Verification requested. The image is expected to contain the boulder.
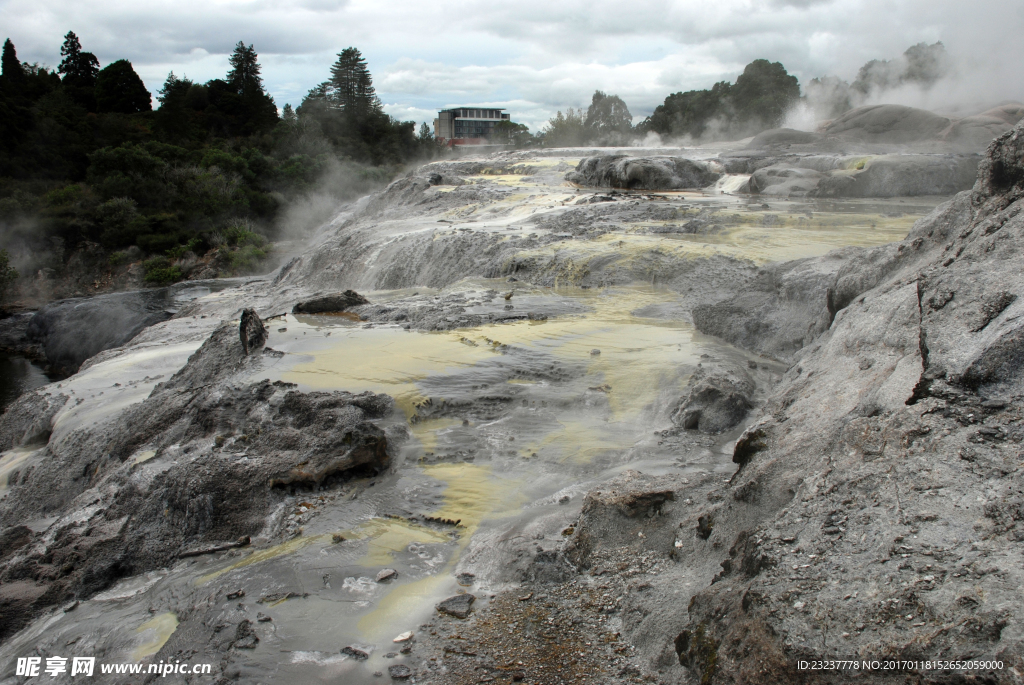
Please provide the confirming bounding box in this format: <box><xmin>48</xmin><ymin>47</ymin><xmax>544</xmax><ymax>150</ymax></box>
<box><xmin>671</xmin><ymin>365</ymin><xmax>754</xmax><ymax>433</ymax></box>
<box><xmin>566</xmin><ymin>155</ymin><xmax>721</xmax><ymax>190</ymax></box>
<box><xmin>292</xmin><ymin>290</ymin><xmax>370</xmax><ymax>314</ymax></box>
<box><xmin>24</xmin><ymin>290</ymin><xmax>174</xmax><ymax>375</ymax></box>
<box><xmin>239</xmin><ymin>308</ymin><xmax>267</xmax><ymax>355</ymax></box>
<box><xmin>436</xmin><ymin>593</ymin><xmax>475</xmax><ymax>619</ymax></box>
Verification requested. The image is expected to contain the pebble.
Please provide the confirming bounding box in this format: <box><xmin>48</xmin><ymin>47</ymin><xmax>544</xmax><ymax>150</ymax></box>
<box><xmin>376</xmin><ymin>568</ymin><xmax>399</xmax><ymax>582</ymax></box>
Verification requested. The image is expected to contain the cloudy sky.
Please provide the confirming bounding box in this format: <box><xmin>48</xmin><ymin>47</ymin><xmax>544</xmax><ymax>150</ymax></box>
<box><xmin>2</xmin><ymin>0</ymin><xmax>1023</xmax><ymax>131</ymax></box>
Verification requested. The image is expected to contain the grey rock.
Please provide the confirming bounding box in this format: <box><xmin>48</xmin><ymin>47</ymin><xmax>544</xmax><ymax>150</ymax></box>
<box><xmin>388</xmin><ymin>664</ymin><xmax>412</xmax><ymax>679</ymax></box>
<box><xmin>341</xmin><ymin>643</ymin><xmax>375</xmax><ymax>660</ymax></box>
<box><xmin>292</xmin><ymin>290</ymin><xmax>370</xmax><ymax>314</ymax></box>
<box><xmin>671</xmin><ymin>365</ymin><xmax>754</xmax><ymax>433</ymax></box>
<box><xmin>566</xmin><ymin>155</ymin><xmax>721</xmax><ymax>190</ymax></box>
<box><xmin>24</xmin><ymin>290</ymin><xmax>174</xmax><ymax>374</ymax></box>
<box><xmin>239</xmin><ymin>308</ymin><xmax>267</xmax><ymax>355</ymax></box>
<box><xmin>436</xmin><ymin>593</ymin><xmax>475</xmax><ymax>619</ymax></box>
<box><xmin>376</xmin><ymin>568</ymin><xmax>398</xmax><ymax>582</ymax></box>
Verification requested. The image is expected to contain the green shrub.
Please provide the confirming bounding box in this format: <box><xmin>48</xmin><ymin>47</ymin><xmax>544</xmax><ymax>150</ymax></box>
<box><xmin>142</xmin><ymin>256</ymin><xmax>184</xmax><ymax>285</ymax></box>
<box><xmin>108</xmin><ymin>250</ymin><xmax>129</xmax><ymax>266</ymax></box>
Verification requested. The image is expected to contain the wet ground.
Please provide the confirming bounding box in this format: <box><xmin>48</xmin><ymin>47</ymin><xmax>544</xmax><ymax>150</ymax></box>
<box><xmin>0</xmin><ymin>150</ymin><xmax>953</xmax><ymax>684</ymax></box>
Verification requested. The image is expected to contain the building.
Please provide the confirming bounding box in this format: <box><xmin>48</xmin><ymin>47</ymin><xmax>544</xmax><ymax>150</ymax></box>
<box><xmin>433</xmin><ymin>107</ymin><xmax>511</xmax><ymax>146</ymax></box>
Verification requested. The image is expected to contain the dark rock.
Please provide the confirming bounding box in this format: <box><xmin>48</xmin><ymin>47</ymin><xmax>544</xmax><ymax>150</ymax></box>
<box><xmin>239</xmin><ymin>308</ymin><xmax>267</xmax><ymax>355</ymax></box>
<box><xmin>232</xmin><ymin>620</ymin><xmax>258</xmax><ymax>649</ymax></box>
<box><xmin>388</xmin><ymin>665</ymin><xmax>412</xmax><ymax>679</ymax></box>
<box><xmin>341</xmin><ymin>643</ymin><xmax>375</xmax><ymax>660</ymax></box>
<box><xmin>292</xmin><ymin>290</ymin><xmax>370</xmax><ymax>314</ymax></box>
<box><xmin>436</xmin><ymin>593</ymin><xmax>475</xmax><ymax>619</ymax></box>
<box><xmin>566</xmin><ymin>155</ymin><xmax>721</xmax><ymax>190</ymax></box>
<box><xmin>25</xmin><ymin>290</ymin><xmax>174</xmax><ymax>374</ymax></box>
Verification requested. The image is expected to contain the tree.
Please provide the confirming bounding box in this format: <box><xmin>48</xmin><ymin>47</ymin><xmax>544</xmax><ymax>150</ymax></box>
<box><xmin>417</xmin><ymin>122</ymin><xmax>432</xmax><ymax>140</ymax></box>
<box><xmin>543</xmin><ymin>108</ymin><xmax>587</xmax><ymax>147</ymax></box>
<box><xmin>282</xmin><ymin>103</ymin><xmax>297</xmax><ymax>123</ymax></box>
<box><xmin>730</xmin><ymin>59</ymin><xmax>800</xmax><ymax>129</ymax></box>
<box><xmin>492</xmin><ymin>120</ymin><xmax>532</xmax><ymax>147</ymax></box>
<box><xmin>95</xmin><ymin>60</ymin><xmax>152</xmax><ymax>113</ymax></box>
<box><xmin>640</xmin><ymin>59</ymin><xmax>799</xmax><ymax>140</ymax></box>
<box><xmin>58</xmin><ymin>31</ymin><xmax>99</xmax><ymax>110</ymax></box>
<box><xmin>227</xmin><ymin>42</ymin><xmax>263</xmax><ymax>97</ymax></box>
<box><xmin>585</xmin><ymin>91</ymin><xmax>632</xmax><ymax>137</ymax></box>
<box><xmin>2</xmin><ymin>39</ymin><xmax>24</xmax><ymax>88</ymax></box>
<box><xmin>328</xmin><ymin>47</ymin><xmax>379</xmax><ymax>115</ymax></box>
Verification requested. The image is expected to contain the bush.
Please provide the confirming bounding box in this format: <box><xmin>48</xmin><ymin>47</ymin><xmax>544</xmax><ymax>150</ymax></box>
<box><xmin>142</xmin><ymin>256</ymin><xmax>184</xmax><ymax>285</ymax></box>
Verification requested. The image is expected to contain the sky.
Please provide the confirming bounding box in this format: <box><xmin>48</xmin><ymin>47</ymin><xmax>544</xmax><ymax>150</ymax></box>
<box><xmin>2</xmin><ymin>0</ymin><xmax>1023</xmax><ymax>132</ymax></box>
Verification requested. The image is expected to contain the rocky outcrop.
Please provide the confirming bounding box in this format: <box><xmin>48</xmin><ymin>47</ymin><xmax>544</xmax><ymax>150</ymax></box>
<box><xmin>824</xmin><ymin>104</ymin><xmax>953</xmax><ymax>145</ymax></box>
<box><xmin>22</xmin><ymin>290</ymin><xmax>174</xmax><ymax>375</ymax></box>
<box><xmin>566</xmin><ymin>155</ymin><xmax>721</xmax><ymax>190</ymax></box>
<box><xmin>239</xmin><ymin>308</ymin><xmax>267</xmax><ymax>354</ymax></box>
<box><xmin>665</xmin><ymin>119</ymin><xmax>1024</xmax><ymax>684</ymax></box>
<box><xmin>742</xmin><ymin>154</ymin><xmax>980</xmax><ymax>198</ymax></box>
<box><xmin>0</xmin><ymin>321</ymin><xmax>393</xmax><ymax>641</ymax></box>
<box><xmin>670</xmin><ymin>364</ymin><xmax>754</xmax><ymax>433</ymax></box>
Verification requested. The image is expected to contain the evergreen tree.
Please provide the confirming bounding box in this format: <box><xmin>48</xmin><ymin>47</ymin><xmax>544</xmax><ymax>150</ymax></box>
<box><xmin>58</xmin><ymin>31</ymin><xmax>99</xmax><ymax>84</ymax></box>
<box><xmin>58</xmin><ymin>31</ymin><xmax>99</xmax><ymax>110</ymax></box>
<box><xmin>2</xmin><ymin>39</ymin><xmax>24</xmax><ymax>88</ymax></box>
<box><xmin>227</xmin><ymin>42</ymin><xmax>262</xmax><ymax>97</ymax></box>
<box><xmin>329</xmin><ymin>47</ymin><xmax>379</xmax><ymax>114</ymax></box>
<box><xmin>221</xmin><ymin>42</ymin><xmax>278</xmax><ymax>134</ymax></box>
<box><xmin>95</xmin><ymin>59</ymin><xmax>152</xmax><ymax>113</ymax></box>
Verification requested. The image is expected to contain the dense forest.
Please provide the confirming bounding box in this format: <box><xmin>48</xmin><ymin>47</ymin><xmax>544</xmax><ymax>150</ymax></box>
<box><xmin>0</xmin><ymin>33</ymin><xmax>438</xmax><ymax>300</ymax></box>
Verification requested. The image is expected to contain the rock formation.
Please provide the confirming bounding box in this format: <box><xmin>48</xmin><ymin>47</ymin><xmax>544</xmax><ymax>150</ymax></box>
<box><xmin>567</xmin><ymin>155</ymin><xmax>721</xmax><ymax>190</ymax></box>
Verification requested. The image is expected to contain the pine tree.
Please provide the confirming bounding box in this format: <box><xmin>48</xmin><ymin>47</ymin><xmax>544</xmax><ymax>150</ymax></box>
<box><xmin>329</xmin><ymin>48</ymin><xmax>379</xmax><ymax>114</ymax></box>
<box><xmin>58</xmin><ymin>31</ymin><xmax>81</xmax><ymax>78</ymax></box>
<box><xmin>58</xmin><ymin>31</ymin><xmax>98</xmax><ymax>83</ymax></box>
<box><xmin>58</xmin><ymin>30</ymin><xmax>99</xmax><ymax>110</ymax></box>
<box><xmin>226</xmin><ymin>42</ymin><xmax>262</xmax><ymax>97</ymax></box>
<box><xmin>2</xmin><ymin>39</ymin><xmax>24</xmax><ymax>86</ymax></box>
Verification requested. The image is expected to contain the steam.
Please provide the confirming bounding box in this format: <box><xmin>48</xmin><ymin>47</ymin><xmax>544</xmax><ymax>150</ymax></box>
<box><xmin>786</xmin><ymin>42</ymin><xmax>1024</xmax><ymax>130</ymax></box>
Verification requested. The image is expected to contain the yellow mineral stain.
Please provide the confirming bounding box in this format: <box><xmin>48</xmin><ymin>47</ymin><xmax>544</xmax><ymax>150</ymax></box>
<box><xmin>196</xmin><ymin>533</ymin><xmax>327</xmax><ymax>585</ymax></box>
<box><xmin>283</xmin><ymin>328</ymin><xmax>497</xmax><ymax>418</ymax></box>
<box><xmin>409</xmin><ymin>417</ymin><xmax>463</xmax><ymax>454</ymax></box>
<box><xmin>132</xmin><ymin>613</ymin><xmax>178</xmax><ymax>661</ymax></box>
<box><xmin>356</xmin><ymin>572</ymin><xmax>449</xmax><ymax>642</ymax></box>
<box><xmin>356</xmin><ymin>519</ymin><xmax>449</xmax><ymax>566</ymax></box>
<box><xmin>356</xmin><ymin>463</ymin><xmax>523</xmax><ymax>641</ymax></box>
<box><xmin>130</xmin><ymin>450</ymin><xmax>157</xmax><ymax>466</ymax></box>
<box><xmin>0</xmin><ymin>447</ymin><xmax>36</xmax><ymax>493</ymax></box>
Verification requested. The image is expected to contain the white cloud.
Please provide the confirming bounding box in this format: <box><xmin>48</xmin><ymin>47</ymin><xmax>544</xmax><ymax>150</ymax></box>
<box><xmin>2</xmin><ymin>0</ymin><xmax>1021</xmax><ymax>131</ymax></box>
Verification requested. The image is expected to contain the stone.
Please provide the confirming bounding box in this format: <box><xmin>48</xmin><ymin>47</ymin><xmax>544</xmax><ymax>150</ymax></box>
<box><xmin>341</xmin><ymin>643</ymin><xmax>375</xmax><ymax>660</ymax></box>
<box><xmin>239</xmin><ymin>308</ymin><xmax>267</xmax><ymax>355</ymax></box>
<box><xmin>388</xmin><ymin>665</ymin><xmax>412</xmax><ymax>679</ymax></box>
<box><xmin>376</xmin><ymin>568</ymin><xmax>398</xmax><ymax>582</ymax></box>
<box><xmin>292</xmin><ymin>290</ymin><xmax>370</xmax><ymax>314</ymax></box>
<box><xmin>436</xmin><ymin>593</ymin><xmax>475</xmax><ymax>619</ymax></box>
<box><xmin>393</xmin><ymin>631</ymin><xmax>413</xmax><ymax>642</ymax></box>
<box><xmin>566</xmin><ymin>155</ymin><xmax>721</xmax><ymax>190</ymax></box>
